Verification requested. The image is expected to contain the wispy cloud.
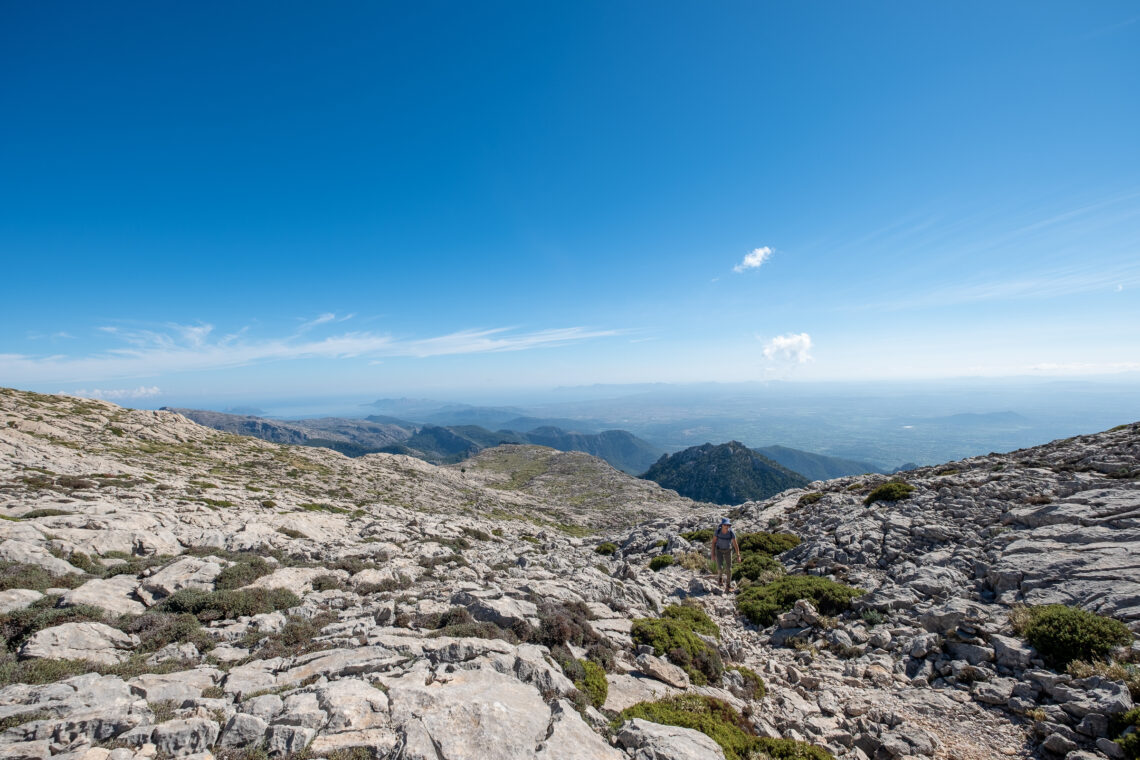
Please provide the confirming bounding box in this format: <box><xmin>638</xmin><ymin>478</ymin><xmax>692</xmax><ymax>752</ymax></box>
<box><xmin>27</xmin><ymin>332</ymin><xmax>77</xmax><ymax>341</ymax></box>
<box><xmin>1028</xmin><ymin>361</ymin><xmax>1140</xmax><ymax>374</ymax></box>
<box><xmin>69</xmin><ymin>386</ymin><xmax>162</xmax><ymax>400</ymax></box>
<box><xmin>762</xmin><ymin>333</ymin><xmax>813</xmax><ymax>363</ymax></box>
<box><xmin>298</xmin><ymin>312</ymin><xmax>355</xmax><ymax>332</ymax></box>
<box><xmin>733</xmin><ymin>247</ymin><xmax>774</xmax><ymax>273</ymax></box>
<box><xmin>0</xmin><ymin>321</ymin><xmax>621</xmax><ymax>384</ymax></box>
<box><xmin>860</xmin><ymin>264</ymin><xmax>1140</xmax><ymax>311</ymax></box>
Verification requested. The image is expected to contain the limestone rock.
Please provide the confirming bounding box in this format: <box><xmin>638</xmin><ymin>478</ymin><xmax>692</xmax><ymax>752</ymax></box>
<box><xmin>616</xmin><ymin>718</ymin><xmax>727</xmax><ymax>760</ymax></box>
<box><xmin>634</xmin><ymin>653</ymin><xmax>690</xmax><ymax>689</ymax></box>
<box><xmin>59</xmin><ymin>576</ymin><xmax>145</xmax><ymax>616</ymax></box>
<box><xmin>19</xmin><ymin>623</ymin><xmax>138</xmax><ymax>665</ymax></box>
<box><xmin>136</xmin><ymin>557</ymin><xmax>223</xmax><ymax>606</ymax></box>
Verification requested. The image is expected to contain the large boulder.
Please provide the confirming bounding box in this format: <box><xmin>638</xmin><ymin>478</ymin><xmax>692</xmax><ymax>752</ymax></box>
<box><xmin>387</xmin><ymin>666</ymin><xmax>552</xmax><ymax>760</ymax></box>
<box><xmin>136</xmin><ymin>557</ymin><xmax>223</xmax><ymax>606</ymax></box>
<box><xmin>19</xmin><ymin>623</ymin><xmax>138</xmax><ymax>665</ymax></box>
<box><xmin>616</xmin><ymin>718</ymin><xmax>727</xmax><ymax>760</ymax></box>
<box><xmin>59</xmin><ymin>576</ymin><xmax>145</xmax><ymax>616</ymax></box>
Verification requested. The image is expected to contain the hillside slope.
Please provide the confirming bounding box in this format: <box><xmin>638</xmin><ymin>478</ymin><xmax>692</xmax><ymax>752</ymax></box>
<box><xmin>642</xmin><ymin>441</ymin><xmax>810</xmax><ymax>505</ymax></box>
<box><xmin>754</xmin><ymin>444</ymin><xmax>882</xmax><ymax>480</ymax></box>
<box><xmin>173</xmin><ymin>407</ymin><xmax>661</xmax><ymax>473</ymax></box>
<box><xmin>0</xmin><ymin>387</ymin><xmax>1136</xmax><ymax>760</ymax></box>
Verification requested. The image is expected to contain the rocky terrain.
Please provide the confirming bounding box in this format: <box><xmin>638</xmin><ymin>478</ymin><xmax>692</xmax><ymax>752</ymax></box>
<box><xmin>0</xmin><ymin>387</ymin><xmax>1136</xmax><ymax>760</ymax></box>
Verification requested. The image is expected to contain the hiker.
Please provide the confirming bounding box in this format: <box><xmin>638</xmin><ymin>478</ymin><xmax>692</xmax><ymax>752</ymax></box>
<box><xmin>710</xmin><ymin>517</ymin><xmax>742</xmax><ymax>592</ymax></box>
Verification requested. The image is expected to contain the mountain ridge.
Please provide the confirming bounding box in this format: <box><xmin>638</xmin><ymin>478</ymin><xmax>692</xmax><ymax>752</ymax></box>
<box><xmin>641</xmin><ymin>441</ymin><xmax>811</xmax><ymax>505</ymax></box>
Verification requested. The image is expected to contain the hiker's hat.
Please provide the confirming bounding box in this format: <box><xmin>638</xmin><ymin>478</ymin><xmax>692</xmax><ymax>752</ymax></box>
<box><xmin>719</xmin><ymin>517</ymin><xmax>731</xmax><ymax>525</ymax></box>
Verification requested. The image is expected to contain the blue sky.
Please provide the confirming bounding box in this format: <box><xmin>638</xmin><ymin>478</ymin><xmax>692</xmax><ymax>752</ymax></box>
<box><xmin>2</xmin><ymin>1</ymin><xmax>1138</xmax><ymax>406</ymax></box>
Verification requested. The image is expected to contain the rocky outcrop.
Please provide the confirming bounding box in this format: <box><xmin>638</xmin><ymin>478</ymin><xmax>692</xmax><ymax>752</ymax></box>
<box><xmin>0</xmin><ymin>388</ymin><xmax>1135</xmax><ymax>760</ymax></box>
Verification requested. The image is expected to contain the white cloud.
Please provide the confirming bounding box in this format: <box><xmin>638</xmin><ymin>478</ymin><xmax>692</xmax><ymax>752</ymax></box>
<box><xmin>1117</xmin><ymin>284</ymin><xmax>1125</xmax><ymax>292</ymax></box>
<box><xmin>0</xmin><ymin>323</ymin><xmax>621</xmax><ymax>384</ymax></box>
<box><xmin>733</xmin><ymin>247</ymin><xmax>774</xmax><ymax>273</ymax></box>
<box><xmin>70</xmin><ymin>386</ymin><xmax>162</xmax><ymax>400</ymax></box>
<box><xmin>762</xmin><ymin>333</ymin><xmax>813</xmax><ymax>363</ymax></box>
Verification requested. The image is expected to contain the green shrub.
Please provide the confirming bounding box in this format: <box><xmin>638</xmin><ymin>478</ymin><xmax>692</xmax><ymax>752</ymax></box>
<box><xmin>613</xmin><ymin>695</ymin><xmax>832</xmax><ymax>760</ymax></box>
<box><xmin>595</xmin><ymin>542</ymin><xmax>618</xmax><ymax>556</ymax></box>
<box><xmin>123</xmin><ymin>611</ymin><xmax>214</xmax><ymax>653</ymax></box>
<box><xmin>737</xmin><ymin>532</ymin><xmax>801</xmax><ymax>556</ymax></box>
<box><xmin>245</xmin><ymin>612</ymin><xmax>337</xmax><ymax>659</ymax></box>
<box><xmin>311</xmin><ymin>574</ymin><xmax>345</xmax><ymax>592</ymax></box>
<box><xmin>575</xmin><ymin>659</ymin><xmax>608</xmax><ymax>708</ymax></box>
<box><xmin>298</xmin><ymin>502</ymin><xmax>350</xmax><ymax>514</ymax></box>
<box><xmin>732</xmin><ymin>553</ymin><xmax>782</xmax><ymax>582</ymax></box>
<box><xmin>1012</xmin><ymin>604</ymin><xmax>1132</xmax><ymax>668</ymax></box>
<box><xmin>276</xmin><ymin>526</ymin><xmax>308</xmax><ymax>540</ymax></box>
<box><xmin>0</xmin><ymin>601</ymin><xmax>105</xmax><ymax>650</ymax></box>
<box><xmin>863</xmin><ymin>481</ymin><xmax>915</xmax><ymax>506</ymax></box>
<box><xmin>0</xmin><ymin>562</ymin><xmax>84</xmax><ymax>592</ymax></box>
<box><xmin>681</xmin><ymin>529</ymin><xmax>713</xmax><ymax>544</ymax></box>
<box><xmin>630</xmin><ymin>617</ymin><xmax>722</xmax><ymax>686</ymax></box>
<box><xmin>728</xmin><ymin>665</ymin><xmax>766</xmax><ymax>700</ymax></box>
<box><xmin>213</xmin><ymin>555</ymin><xmax>272</xmax><ymax>590</ymax></box>
<box><xmin>662</xmin><ymin>604</ymin><xmax>720</xmax><ymax>638</ymax></box>
<box><xmin>796</xmin><ymin>493</ymin><xmax>823</xmax><ymax>507</ymax></box>
<box><xmin>736</xmin><ymin>576</ymin><xmax>864</xmax><ymax>627</ymax></box>
<box><xmin>430</xmin><ymin>621</ymin><xmax>520</xmax><ymax>644</ymax></box>
<box><xmin>861</xmin><ymin>609</ymin><xmax>885</xmax><ymax>627</ymax></box>
<box><xmin>21</xmin><ymin>509</ymin><xmax>72</xmax><ymax>519</ymax></box>
<box><xmin>1110</xmin><ymin>707</ymin><xmax>1140</xmax><ymax>759</ymax></box>
<box><xmin>157</xmin><ymin>587</ymin><xmax>300</xmax><ymax>622</ymax></box>
<box><xmin>649</xmin><ymin>554</ymin><xmax>674</xmax><ymax>571</ymax></box>
<box><xmin>0</xmin><ymin>655</ymin><xmax>93</xmax><ymax>686</ymax></box>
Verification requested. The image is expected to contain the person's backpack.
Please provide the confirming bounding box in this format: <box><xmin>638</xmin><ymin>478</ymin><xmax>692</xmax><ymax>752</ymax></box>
<box><xmin>714</xmin><ymin>527</ymin><xmax>736</xmax><ymax>550</ymax></box>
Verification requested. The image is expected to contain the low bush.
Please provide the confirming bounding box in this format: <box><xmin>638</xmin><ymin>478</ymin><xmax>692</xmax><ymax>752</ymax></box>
<box><xmin>430</xmin><ymin>621</ymin><xmax>520</xmax><ymax>644</ymax></box>
<box><xmin>245</xmin><ymin>612</ymin><xmax>337</xmax><ymax>659</ymax></box>
<box><xmin>662</xmin><ymin>604</ymin><xmax>720</xmax><ymax>638</ymax></box>
<box><xmin>213</xmin><ymin>555</ymin><xmax>273</xmax><ymax>591</ymax></box>
<box><xmin>1067</xmin><ymin>659</ymin><xmax>1140</xmax><ymax>700</ymax></box>
<box><xmin>631</xmin><ymin>615</ymin><xmax>722</xmax><ymax>686</ymax></box>
<box><xmin>55</xmin><ymin>476</ymin><xmax>95</xmax><ymax>490</ymax></box>
<box><xmin>122</xmin><ymin>611</ymin><xmax>213</xmax><ymax>653</ymax></box>
<box><xmin>863</xmin><ymin>481</ymin><xmax>915</xmax><ymax>506</ymax></box>
<box><xmin>649</xmin><ymin>554</ymin><xmax>674</xmax><ymax>572</ymax></box>
<box><xmin>1011</xmin><ymin>604</ymin><xmax>1132</xmax><ymax>669</ymax></box>
<box><xmin>594</xmin><ymin>542</ymin><xmax>618</xmax><ymax>556</ymax></box>
<box><xmin>736</xmin><ymin>576</ymin><xmax>864</xmax><ymax>627</ymax></box>
<box><xmin>796</xmin><ymin>493</ymin><xmax>823</xmax><ymax>508</ymax></box>
<box><xmin>861</xmin><ymin>609</ymin><xmax>885</xmax><ymax>627</ymax></box>
<box><xmin>311</xmin><ymin>574</ymin><xmax>345</xmax><ymax>592</ymax></box>
<box><xmin>681</xmin><ymin>529</ymin><xmax>713</xmax><ymax>544</ymax></box>
<box><xmin>414</xmin><ymin>606</ymin><xmax>475</xmax><ymax>630</ymax></box>
<box><xmin>21</xmin><ymin>509</ymin><xmax>72</xmax><ymax>519</ymax></box>
<box><xmin>574</xmin><ymin>656</ymin><xmax>611</xmax><ymax>711</ymax></box>
<box><xmin>613</xmin><ymin>695</ymin><xmax>831</xmax><ymax>760</ymax></box>
<box><xmin>0</xmin><ymin>601</ymin><xmax>105</xmax><ymax>650</ymax></box>
<box><xmin>737</xmin><ymin>532</ymin><xmax>801</xmax><ymax>556</ymax></box>
<box><xmin>0</xmin><ymin>562</ymin><xmax>85</xmax><ymax>592</ymax></box>
<box><xmin>157</xmin><ymin>587</ymin><xmax>300</xmax><ymax>622</ymax></box>
<box><xmin>732</xmin><ymin>553</ymin><xmax>782</xmax><ymax>583</ymax></box>
<box><xmin>728</xmin><ymin>665</ymin><xmax>766</xmax><ymax>700</ymax></box>
<box><xmin>1110</xmin><ymin>707</ymin><xmax>1140</xmax><ymax>759</ymax></box>
<box><xmin>0</xmin><ymin>654</ymin><xmax>93</xmax><ymax>686</ymax></box>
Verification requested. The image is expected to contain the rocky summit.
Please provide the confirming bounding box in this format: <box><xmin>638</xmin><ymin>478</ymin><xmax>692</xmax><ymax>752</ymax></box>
<box><xmin>0</xmin><ymin>387</ymin><xmax>1137</xmax><ymax>760</ymax></box>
